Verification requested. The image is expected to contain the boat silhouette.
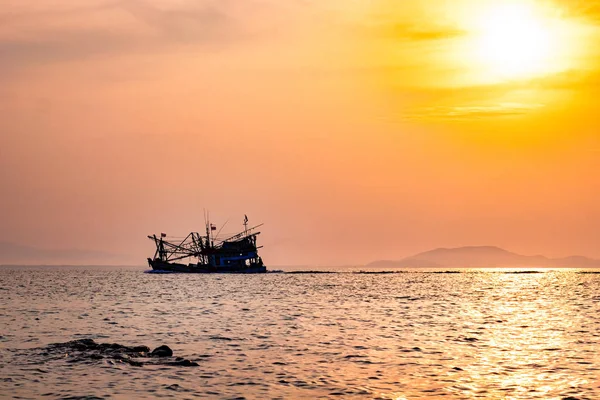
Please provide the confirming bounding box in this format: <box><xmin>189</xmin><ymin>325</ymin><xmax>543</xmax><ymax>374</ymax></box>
<box><xmin>147</xmin><ymin>215</ymin><xmax>266</xmax><ymax>273</ymax></box>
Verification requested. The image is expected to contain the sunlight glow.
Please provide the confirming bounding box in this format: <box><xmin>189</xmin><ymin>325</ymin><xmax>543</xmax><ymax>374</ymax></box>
<box><xmin>470</xmin><ymin>2</ymin><xmax>567</xmax><ymax>81</ymax></box>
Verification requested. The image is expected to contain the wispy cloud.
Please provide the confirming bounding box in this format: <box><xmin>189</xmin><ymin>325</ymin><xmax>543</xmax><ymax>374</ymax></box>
<box><xmin>121</xmin><ymin>1</ymin><xmax>235</xmax><ymax>44</ymax></box>
<box><xmin>0</xmin><ymin>29</ymin><xmax>136</xmax><ymax>65</ymax></box>
<box><xmin>0</xmin><ymin>0</ymin><xmax>261</xmax><ymax>67</ymax></box>
<box><xmin>532</xmin><ymin>68</ymin><xmax>600</xmax><ymax>90</ymax></box>
<box><xmin>356</xmin><ymin>21</ymin><xmax>466</xmax><ymax>42</ymax></box>
<box><xmin>373</xmin><ymin>66</ymin><xmax>600</xmax><ymax>122</ymax></box>
<box><xmin>385</xmin><ymin>24</ymin><xmax>466</xmax><ymax>41</ymax></box>
<box><xmin>404</xmin><ymin>103</ymin><xmax>545</xmax><ymax>120</ymax></box>
<box><xmin>562</xmin><ymin>1</ymin><xmax>600</xmax><ymax>23</ymax></box>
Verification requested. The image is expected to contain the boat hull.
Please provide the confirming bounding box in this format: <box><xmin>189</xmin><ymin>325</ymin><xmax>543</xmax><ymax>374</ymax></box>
<box><xmin>148</xmin><ymin>258</ymin><xmax>267</xmax><ymax>273</ymax></box>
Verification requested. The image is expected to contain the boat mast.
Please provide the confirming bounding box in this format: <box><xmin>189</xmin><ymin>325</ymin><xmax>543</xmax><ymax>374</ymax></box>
<box><xmin>205</xmin><ymin>210</ymin><xmax>212</xmax><ymax>249</ymax></box>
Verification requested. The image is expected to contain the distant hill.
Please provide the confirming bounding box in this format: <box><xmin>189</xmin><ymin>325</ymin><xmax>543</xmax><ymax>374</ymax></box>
<box><xmin>367</xmin><ymin>246</ymin><xmax>600</xmax><ymax>268</ymax></box>
<box><xmin>0</xmin><ymin>241</ymin><xmax>131</xmax><ymax>265</ymax></box>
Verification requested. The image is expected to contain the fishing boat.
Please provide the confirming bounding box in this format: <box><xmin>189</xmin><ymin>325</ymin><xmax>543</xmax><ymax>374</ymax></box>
<box><xmin>147</xmin><ymin>215</ymin><xmax>266</xmax><ymax>273</ymax></box>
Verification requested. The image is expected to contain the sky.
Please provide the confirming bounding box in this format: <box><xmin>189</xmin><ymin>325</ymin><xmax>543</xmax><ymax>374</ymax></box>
<box><xmin>1</xmin><ymin>0</ymin><xmax>599</xmax><ymax>265</ymax></box>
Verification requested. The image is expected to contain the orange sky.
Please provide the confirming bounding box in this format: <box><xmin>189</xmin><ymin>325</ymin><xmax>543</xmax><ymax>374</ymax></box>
<box><xmin>1</xmin><ymin>0</ymin><xmax>599</xmax><ymax>265</ymax></box>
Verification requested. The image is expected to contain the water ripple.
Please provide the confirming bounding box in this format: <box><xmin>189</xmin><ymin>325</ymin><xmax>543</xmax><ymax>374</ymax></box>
<box><xmin>0</xmin><ymin>266</ymin><xmax>599</xmax><ymax>399</ymax></box>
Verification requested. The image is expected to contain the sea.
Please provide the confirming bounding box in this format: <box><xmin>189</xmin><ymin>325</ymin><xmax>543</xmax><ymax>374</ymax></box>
<box><xmin>1</xmin><ymin>265</ymin><xmax>599</xmax><ymax>399</ymax></box>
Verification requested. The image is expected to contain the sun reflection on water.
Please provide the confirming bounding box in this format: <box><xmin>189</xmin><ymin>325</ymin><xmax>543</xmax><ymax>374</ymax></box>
<box><xmin>446</xmin><ymin>271</ymin><xmax>597</xmax><ymax>398</ymax></box>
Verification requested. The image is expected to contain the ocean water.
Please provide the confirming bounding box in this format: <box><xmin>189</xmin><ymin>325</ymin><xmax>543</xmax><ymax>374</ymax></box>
<box><xmin>1</xmin><ymin>266</ymin><xmax>599</xmax><ymax>399</ymax></box>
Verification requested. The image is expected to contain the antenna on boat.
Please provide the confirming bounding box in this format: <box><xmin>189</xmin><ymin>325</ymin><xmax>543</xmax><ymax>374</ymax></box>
<box><xmin>215</xmin><ymin>218</ymin><xmax>229</xmax><ymax>241</ymax></box>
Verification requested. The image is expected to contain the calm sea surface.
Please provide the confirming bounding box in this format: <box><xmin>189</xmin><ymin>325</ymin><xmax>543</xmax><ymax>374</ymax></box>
<box><xmin>1</xmin><ymin>266</ymin><xmax>599</xmax><ymax>399</ymax></box>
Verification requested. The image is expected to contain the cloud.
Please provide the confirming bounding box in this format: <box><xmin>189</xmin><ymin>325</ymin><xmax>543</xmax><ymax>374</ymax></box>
<box><xmin>562</xmin><ymin>1</ymin><xmax>600</xmax><ymax>23</ymax></box>
<box><xmin>120</xmin><ymin>0</ymin><xmax>234</xmax><ymax>44</ymax></box>
<box><xmin>386</xmin><ymin>24</ymin><xmax>466</xmax><ymax>41</ymax></box>
<box><xmin>356</xmin><ymin>21</ymin><xmax>466</xmax><ymax>42</ymax></box>
<box><xmin>0</xmin><ymin>0</ymin><xmax>252</xmax><ymax>68</ymax></box>
<box><xmin>404</xmin><ymin>103</ymin><xmax>545</xmax><ymax>120</ymax></box>
<box><xmin>532</xmin><ymin>69</ymin><xmax>600</xmax><ymax>91</ymax></box>
<box><xmin>0</xmin><ymin>29</ymin><xmax>136</xmax><ymax>65</ymax></box>
<box><xmin>373</xmin><ymin>66</ymin><xmax>600</xmax><ymax>122</ymax></box>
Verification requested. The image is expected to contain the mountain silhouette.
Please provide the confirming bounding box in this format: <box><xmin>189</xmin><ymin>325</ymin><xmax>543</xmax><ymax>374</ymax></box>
<box><xmin>0</xmin><ymin>241</ymin><xmax>130</xmax><ymax>265</ymax></box>
<box><xmin>367</xmin><ymin>246</ymin><xmax>600</xmax><ymax>268</ymax></box>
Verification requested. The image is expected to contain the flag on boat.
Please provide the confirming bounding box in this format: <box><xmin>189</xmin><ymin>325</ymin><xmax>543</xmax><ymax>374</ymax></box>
<box><xmin>211</xmin><ymin>224</ymin><xmax>217</xmax><ymax>231</ymax></box>
<box><xmin>161</xmin><ymin>233</ymin><xmax>166</xmax><ymax>237</ymax></box>
<box><xmin>244</xmin><ymin>214</ymin><xmax>248</xmax><ymax>224</ymax></box>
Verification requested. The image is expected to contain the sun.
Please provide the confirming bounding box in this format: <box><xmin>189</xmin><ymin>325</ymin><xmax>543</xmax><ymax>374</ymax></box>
<box><xmin>473</xmin><ymin>2</ymin><xmax>559</xmax><ymax>80</ymax></box>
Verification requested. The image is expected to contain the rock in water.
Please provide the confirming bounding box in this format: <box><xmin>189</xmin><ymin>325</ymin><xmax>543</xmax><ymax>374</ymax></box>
<box><xmin>151</xmin><ymin>345</ymin><xmax>173</xmax><ymax>357</ymax></box>
<box><xmin>168</xmin><ymin>359</ymin><xmax>199</xmax><ymax>367</ymax></box>
<box><xmin>131</xmin><ymin>345</ymin><xmax>150</xmax><ymax>353</ymax></box>
<box><xmin>38</xmin><ymin>340</ymin><xmax>196</xmax><ymax>367</ymax></box>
